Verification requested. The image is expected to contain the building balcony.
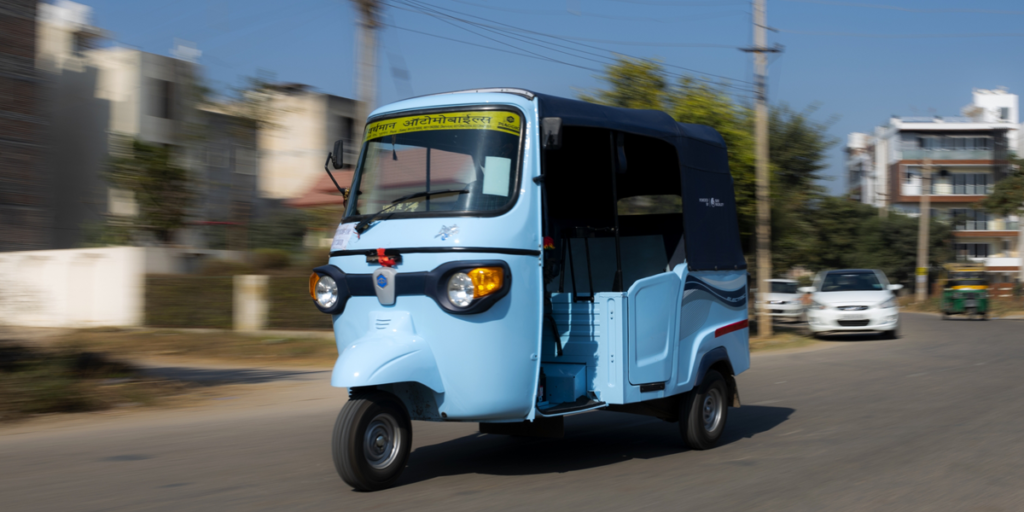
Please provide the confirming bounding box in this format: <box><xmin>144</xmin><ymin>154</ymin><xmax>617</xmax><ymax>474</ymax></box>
<box><xmin>900</xmin><ymin>149</ymin><xmax>995</xmax><ymax>161</ymax></box>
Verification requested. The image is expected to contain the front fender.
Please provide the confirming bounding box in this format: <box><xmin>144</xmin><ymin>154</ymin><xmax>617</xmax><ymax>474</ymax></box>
<box><xmin>332</xmin><ymin>333</ymin><xmax>444</xmax><ymax>393</ymax></box>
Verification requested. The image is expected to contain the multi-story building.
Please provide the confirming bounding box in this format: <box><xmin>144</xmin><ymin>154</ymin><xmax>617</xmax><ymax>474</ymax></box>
<box><xmin>256</xmin><ymin>83</ymin><xmax>360</xmax><ymax>201</ymax></box>
<box><xmin>0</xmin><ymin>0</ymin><xmax>50</xmax><ymax>251</ymax></box>
<box><xmin>847</xmin><ymin>88</ymin><xmax>1023</xmax><ymax>282</ymax></box>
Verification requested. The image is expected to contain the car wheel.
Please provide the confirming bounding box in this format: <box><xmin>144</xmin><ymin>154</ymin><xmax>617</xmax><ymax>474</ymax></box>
<box><xmin>679</xmin><ymin>370</ymin><xmax>729</xmax><ymax>450</ymax></box>
<box><xmin>332</xmin><ymin>392</ymin><xmax>412</xmax><ymax>492</ymax></box>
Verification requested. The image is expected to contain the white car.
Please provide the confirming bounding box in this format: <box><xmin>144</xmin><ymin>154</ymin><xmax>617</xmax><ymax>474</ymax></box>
<box><xmin>760</xmin><ymin>279</ymin><xmax>806</xmax><ymax>321</ymax></box>
<box><xmin>802</xmin><ymin>269</ymin><xmax>902</xmax><ymax>338</ymax></box>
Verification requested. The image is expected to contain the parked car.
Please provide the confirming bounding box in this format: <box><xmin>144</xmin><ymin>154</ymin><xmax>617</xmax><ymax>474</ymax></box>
<box><xmin>760</xmin><ymin>279</ymin><xmax>805</xmax><ymax>321</ymax></box>
<box><xmin>801</xmin><ymin>269</ymin><xmax>902</xmax><ymax>339</ymax></box>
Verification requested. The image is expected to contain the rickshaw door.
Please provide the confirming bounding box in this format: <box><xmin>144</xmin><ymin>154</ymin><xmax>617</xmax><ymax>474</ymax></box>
<box><xmin>626</xmin><ymin>272</ymin><xmax>681</xmax><ymax>385</ymax></box>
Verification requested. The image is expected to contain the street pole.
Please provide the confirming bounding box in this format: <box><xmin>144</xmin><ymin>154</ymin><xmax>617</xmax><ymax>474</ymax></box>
<box><xmin>353</xmin><ymin>1</ymin><xmax>379</xmax><ymax>142</ymax></box>
<box><xmin>916</xmin><ymin>159</ymin><xmax>932</xmax><ymax>303</ymax></box>
<box><xmin>752</xmin><ymin>0</ymin><xmax>774</xmax><ymax>337</ymax></box>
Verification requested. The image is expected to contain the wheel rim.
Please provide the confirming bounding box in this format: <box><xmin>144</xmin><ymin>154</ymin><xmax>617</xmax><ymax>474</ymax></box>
<box><xmin>702</xmin><ymin>388</ymin><xmax>724</xmax><ymax>433</ymax></box>
<box><xmin>363</xmin><ymin>412</ymin><xmax>401</xmax><ymax>470</ymax></box>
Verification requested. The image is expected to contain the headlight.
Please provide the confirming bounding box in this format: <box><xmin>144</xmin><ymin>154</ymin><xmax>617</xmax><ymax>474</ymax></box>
<box><xmin>446</xmin><ymin>267</ymin><xmax>504</xmax><ymax>308</ymax></box>
<box><xmin>879</xmin><ymin>297</ymin><xmax>897</xmax><ymax>309</ymax></box>
<box><xmin>447</xmin><ymin>272</ymin><xmax>474</xmax><ymax>307</ymax></box>
<box><xmin>310</xmin><ymin>273</ymin><xmax>338</xmax><ymax>309</ymax></box>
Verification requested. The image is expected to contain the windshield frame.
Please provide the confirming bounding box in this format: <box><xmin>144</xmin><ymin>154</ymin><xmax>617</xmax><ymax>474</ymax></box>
<box><xmin>342</xmin><ymin>104</ymin><xmax>527</xmax><ymax>223</ymax></box>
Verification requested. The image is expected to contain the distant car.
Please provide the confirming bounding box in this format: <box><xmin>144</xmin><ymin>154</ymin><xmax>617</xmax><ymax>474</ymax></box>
<box><xmin>802</xmin><ymin>269</ymin><xmax>902</xmax><ymax>339</ymax></box>
<box><xmin>759</xmin><ymin>279</ymin><xmax>805</xmax><ymax>321</ymax></box>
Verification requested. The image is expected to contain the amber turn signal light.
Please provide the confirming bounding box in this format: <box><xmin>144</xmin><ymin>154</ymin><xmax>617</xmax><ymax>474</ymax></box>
<box><xmin>309</xmin><ymin>273</ymin><xmax>320</xmax><ymax>300</ymax></box>
<box><xmin>468</xmin><ymin>267</ymin><xmax>503</xmax><ymax>299</ymax></box>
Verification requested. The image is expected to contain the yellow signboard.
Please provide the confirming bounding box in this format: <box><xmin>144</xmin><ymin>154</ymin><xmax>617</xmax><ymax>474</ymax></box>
<box><xmin>364</xmin><ymin>111</ymin><xmax>522</xmax><ymax>141</ymax></box>
<box><xmin>916</xmin><ymin>267</ymin><xmax>928</xmax><ymax>276</ymax></box>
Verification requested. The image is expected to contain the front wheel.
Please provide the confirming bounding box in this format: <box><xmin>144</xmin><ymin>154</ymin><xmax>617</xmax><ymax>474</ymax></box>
<box><xmin>680</xmin><ymin>370</ymin><xmax>729</xmax><ymax>450</ymax></box>
<box><xmin>332</xmin><ymin>392</ymin><xmax>412</xmax><ymax>492</ymax></box>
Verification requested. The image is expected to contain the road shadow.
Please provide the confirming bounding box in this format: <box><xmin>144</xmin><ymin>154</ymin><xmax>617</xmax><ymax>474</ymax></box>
<box><xmin>813</xmin><ymin>332</ymin><xmax>888</xmax><ymax>342</ymax></box>
<box><xmin>138</xmin><ymin>366</ymin><xmax>328</xmax><ymax>386</ymax></box>
<box><xmin>396</xmin><ymin>405</ymin><xmax>793</xmax><ymax>487</ymax></box>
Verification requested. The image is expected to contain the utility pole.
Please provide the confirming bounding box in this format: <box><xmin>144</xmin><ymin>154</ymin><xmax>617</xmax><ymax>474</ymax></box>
<box><xmin>742</xmin><ymin>0</ymin><xmax>781</xmax><ymax>337</ymax></box>
<box><xmin>353</xmin><ymin>1</ymin><xmax>380</xmax><ymax>143</ymax></box>
<box><xmin>916</xmin><ymin>159</ymin><xmax>932</xmax><ymax>303</ymax></box>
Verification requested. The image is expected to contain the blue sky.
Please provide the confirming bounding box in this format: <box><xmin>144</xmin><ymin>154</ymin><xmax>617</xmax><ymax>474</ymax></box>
<box><xmin>84</xmin><ymin>0</ymin><xmax>1024</xmax><ymax>194</ymax></box>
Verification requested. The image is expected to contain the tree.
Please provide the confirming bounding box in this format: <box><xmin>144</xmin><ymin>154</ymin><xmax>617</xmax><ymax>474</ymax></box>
<box><xmin>581</xmin><ymin>56</ymin><xmax>834</xmax><ymax>261</ymax></box>
<box><xmin>106</xmin><ymin>138</ymin><xmax>192</xmax><ymax>244</ymax></box>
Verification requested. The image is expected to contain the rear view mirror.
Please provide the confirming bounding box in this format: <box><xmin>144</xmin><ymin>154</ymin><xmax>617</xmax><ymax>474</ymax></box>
<box><xmin>798</xmin><ymin>286</ymin><xmax>815</xmax><ymax>294</ymax></box>
<box><xmin>541</xmin><ymin>117</ymin><xmax>562</xmax><ymax>150</ymax></box>
<box><xmin>888</xmin><ymin>284</ymin><xmax>903</xmax><ymax>291</ymax></box>
<box><xmin>330</xmin><ymin>139</ymin><xmax>344</xmax><ymax>169</ymax></box>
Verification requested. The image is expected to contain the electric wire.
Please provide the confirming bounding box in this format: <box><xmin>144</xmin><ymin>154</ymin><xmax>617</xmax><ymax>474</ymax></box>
<box><xmin>446</xmin><ymin>0</ymin><xmax>746</xmax><ymax>24</ymax></box>
<box><xmin>400</xmin><ymin>0</ymin><xmax>754</xmax><ymax>85</ymax></box>
<box><xmin>389</xmin><ymin>0</ymin><xmax>756</xmax><ymax>92</ymax></box>
<box><xmin>780</xmin><ymin>0</ymin><xmax>1024</xmax><ymax>15</ymax></box>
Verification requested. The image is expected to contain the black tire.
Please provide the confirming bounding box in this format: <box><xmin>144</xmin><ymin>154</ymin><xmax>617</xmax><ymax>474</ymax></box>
<box><xmin>881</xmin><ymin>323</ymin><xmax>898</xmax><ymax>339</ymax></box>
<box><xmin>332</xmin><ymin>392</ymin><xmax>412</xmax><ymax>492</ymax></box>
<box><xmin>680</xmin><ymin>370</ymin><xmax>729</xmax><ymax>450</ymax></box>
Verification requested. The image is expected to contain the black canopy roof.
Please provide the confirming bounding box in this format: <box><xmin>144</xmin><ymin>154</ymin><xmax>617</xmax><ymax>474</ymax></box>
<box><xmin>533</xmin><ymin>92</ymin><xmax>746</xmax><ymax>271</ymax></box>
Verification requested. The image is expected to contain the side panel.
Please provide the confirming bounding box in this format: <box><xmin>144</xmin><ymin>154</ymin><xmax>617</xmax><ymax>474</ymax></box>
<box><xmin>627</xmin><ymin>272</ymin><xmax>681</xmax><ymax>385</ymax></box>
<box><xmin>673</xmin><ymin>269</ymin><xmax>750</xmax><ymax>393</ymax></box>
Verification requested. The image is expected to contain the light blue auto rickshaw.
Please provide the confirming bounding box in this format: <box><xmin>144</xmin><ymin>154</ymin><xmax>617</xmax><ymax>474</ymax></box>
<box><xmin>309</xmin><ymin>88</ymin><xmax>750</xmax><ymax>491</ymax></box>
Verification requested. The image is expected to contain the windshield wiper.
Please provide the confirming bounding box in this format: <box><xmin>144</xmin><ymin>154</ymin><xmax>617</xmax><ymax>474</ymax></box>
<box><xmin>354</xmin><ymin>189</ymin><xmax>468</xmax><ymax>234</ymax></box>
<box><xmin>389</xmin><ymin>188</ymin><xmax>467</xmax><ymax>204</ymax></box>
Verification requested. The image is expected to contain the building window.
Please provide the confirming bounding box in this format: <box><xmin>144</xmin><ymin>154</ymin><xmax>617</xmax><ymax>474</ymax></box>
<box><xmin>904</xmin><ymin>168</ymin><xmax>920</xmax><ymax>185</ymax></box>
<box><xmin>234</xmin><ymin>148</ymin><xmax>257</xmax><ymax>175</ymax></box>
<box><xmin>950</xmin><ymin>209</ymin><xmax>990</xmax><ymax>230</ymax></box>
<box><xmin>1004</xmin><ymin>240</ymin><xmax>1012</xmax><ymax>253</ymax></box>
<box><xmin>149</xmin><ymin>79</ymin><xmax>174</xmax><ymax>119</ymax></box>
<box><xmin>955</xmin><ymin>243</ymin><xmax>989</xmax><ymax>259</ymax></box>
<box><xmin>1000</xmin><ymin>107</ymin><xmax>1010</xmax><ymax>121</ymax></box>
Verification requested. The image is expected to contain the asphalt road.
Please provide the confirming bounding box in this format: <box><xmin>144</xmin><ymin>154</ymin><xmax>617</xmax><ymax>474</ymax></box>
<box><xmin>3</xmin><ymin>313</ymin><xmax>1024</xmax><ymax>511</ymax></box>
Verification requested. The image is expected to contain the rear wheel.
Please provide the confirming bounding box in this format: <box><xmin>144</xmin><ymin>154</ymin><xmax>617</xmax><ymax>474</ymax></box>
<box><xmin>680</xmin><ymin>370</ymin><xmax>729</xmax><ymax>450</ymax></box>
<box><xmin>332</xmin><ymin>392</ymin><xmax>412</xmax><ymax>492</ymax></box>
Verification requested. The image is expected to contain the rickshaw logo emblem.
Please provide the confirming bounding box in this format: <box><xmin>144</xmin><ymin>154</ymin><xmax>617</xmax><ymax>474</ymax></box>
<box><xmin>376</xmin><ymin>274</ymin><xmax>388</xmax><ymax>288</ymax></box>
<box><xmin>435</xmin><ymin>224</ymin><xmax>459</xmax><ymax>241</ymax></box>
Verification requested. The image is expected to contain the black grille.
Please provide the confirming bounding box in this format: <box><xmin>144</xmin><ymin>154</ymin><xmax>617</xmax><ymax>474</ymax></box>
<box><xmin>837</xmin><ymin>306</ymin><xmax>868</xmax><ymax>311</ymax></box>
<box><xmin>838</xmin><ymin>319</ymin><xmax>870</xmax><ymax>327</ymax></box>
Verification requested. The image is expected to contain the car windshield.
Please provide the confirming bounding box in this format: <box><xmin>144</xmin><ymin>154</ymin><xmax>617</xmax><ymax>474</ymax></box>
<box><xmin>770</xmin><ymin>282</ymin><xmax>798</xmax><ymax>294</ymax></box>
<box><xmin>344</xmin><ymin>110</ymin><xmax>523</xmax><ymax>220</ymax></box>
<box><xmin>820</xmin><ymin>272</ymin><xmax>883</xmax><ymax>292</ymax></box>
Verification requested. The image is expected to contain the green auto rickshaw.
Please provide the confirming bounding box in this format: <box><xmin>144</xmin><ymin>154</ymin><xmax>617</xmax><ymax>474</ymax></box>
<box><xmin>941</xmin><ymin>265</ymin><xmax>989</xmax><ymax>320</ymax></box>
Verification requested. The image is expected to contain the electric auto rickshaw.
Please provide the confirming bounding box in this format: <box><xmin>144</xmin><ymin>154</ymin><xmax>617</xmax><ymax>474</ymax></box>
<box><xmin>941</xmin><ymin>264</ymin><xmax>989</xmax><ymax>320</ymax></box>
<box><xmin>309</xmin><ymin>88</ymin><xmax>750</xmax><ymax>491</ymax></box>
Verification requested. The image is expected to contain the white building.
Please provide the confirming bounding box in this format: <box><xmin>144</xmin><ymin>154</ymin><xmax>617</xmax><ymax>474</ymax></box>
<box><xmin>256</xmin><ymin>83</ymin><xmax>360</xmax><ymax>200</ymax></box>
<box><xmin>847</xmin><ymin>88</ymin><xmax>1023</xmax><ymax>281</ymax></box>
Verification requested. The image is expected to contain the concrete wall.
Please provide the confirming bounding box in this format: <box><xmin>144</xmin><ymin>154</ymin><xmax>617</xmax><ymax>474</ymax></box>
<box><xmin>0</xmin><ymin>246</ymin><xmax>241</xmax><ymax>328</ymax></box>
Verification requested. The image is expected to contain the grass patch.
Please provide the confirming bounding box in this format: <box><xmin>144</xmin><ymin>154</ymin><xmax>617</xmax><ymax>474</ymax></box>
<box><xmin>0</xmin><ymin>342</ymin><xmax>187</xmax><ymax>422</ymax></box>
<box><xmin>57</xmin><ymin>329</ymin><xmax>339</xmax><ymax>366</ymax></box>
<box><xmin>749</xmin><ymin>332</ymin><xmax>818</xmax><ymax>352</ymax></box>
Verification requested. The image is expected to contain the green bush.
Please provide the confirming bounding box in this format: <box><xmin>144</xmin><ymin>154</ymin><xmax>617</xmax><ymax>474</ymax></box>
<box><xmin>199</xmin><ymin>259</ymin><xmax>253</xmax><ymax>276</ymax></box>
<box><xmin>268</xmin><ymin>275</ymin><xmax>332</xmax><ymax>330</ymax></box>
<box><xmin>253</xmin><ymin>248</ymin><xmax>291</xmax><ymax>271</ymax></box>
<box><xmin>146</xmin><ymin>275</ymin><xmax>233</xmax><ymax>329</ymax></box>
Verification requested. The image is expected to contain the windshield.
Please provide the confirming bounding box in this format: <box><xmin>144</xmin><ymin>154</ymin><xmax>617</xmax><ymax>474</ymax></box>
<box><xmin>820</xmin><ymin>272</ymin><xmax>883</xmax><ymax>292</ymax></box>
<box><xmin>770</xmin><ymin>282</ymin><xmax>798</xmax><ymax>294</ymax></box>
<box><xmin>950</xmin><ymin>279</ymin><xmax>987</xmax><ymax>287</ymax></box>
<box><xmin>345</xmin><ymin>110</ymin><xmax>523</xmax><ymax>220</ymax></box>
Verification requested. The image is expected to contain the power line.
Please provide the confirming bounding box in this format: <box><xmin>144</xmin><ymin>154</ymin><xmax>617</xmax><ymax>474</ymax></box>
<box><xmin>397</xmin><ymin>0</ymin><xmax>755</xmax><ymax>91</ymax></box>
<box><xmin>780</xmin><ymin>0</ymin><xmax>1024</xmax><ymax>15</ymax></box>
<box><xmin>446</xmin><ymin>0</ymin><xmax>746</xmax><ymax>24</ymax></box>
<box><xmin>382</xmin><ymin>22</ymin><xmax>753</xmax><ymax>101</ymax></box>
<box><xmin>389</xmin><ymin>0</ymin><xmax>756</xmax><ymax>90</ymax></box>
<box><xmin>777</xmin><ymin>28</ymin><xmax>1024</xmax><ymax>38</ymax></box>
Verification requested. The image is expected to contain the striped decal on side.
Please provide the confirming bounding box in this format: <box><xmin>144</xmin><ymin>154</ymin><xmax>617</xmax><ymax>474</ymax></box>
<box><xmin>715</xmin><ymin>319</ymin><xmax>749</xmax><ymax>337</ymax></box>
